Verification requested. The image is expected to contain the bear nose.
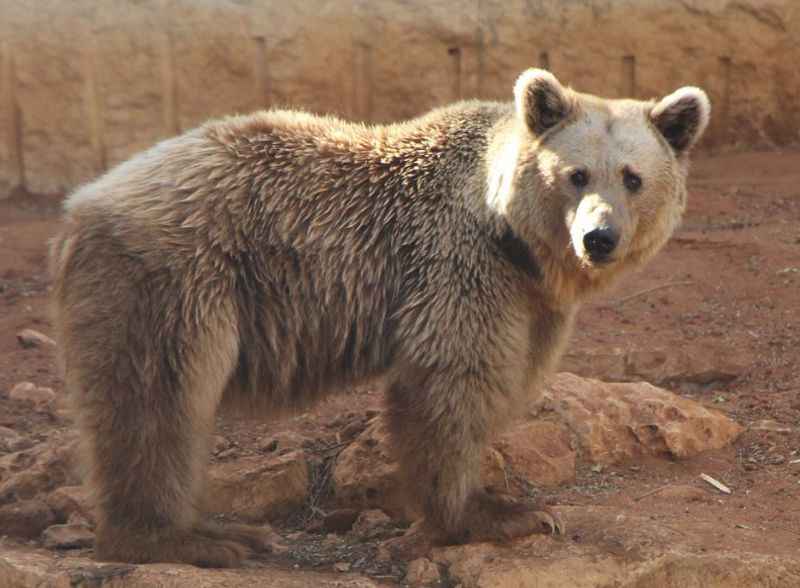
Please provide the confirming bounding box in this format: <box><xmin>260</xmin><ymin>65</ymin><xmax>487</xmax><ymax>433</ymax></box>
<box><xmin>583</xmin><ymin>228</ymin><xmax>619</xmax><ymax>261</ymax></box>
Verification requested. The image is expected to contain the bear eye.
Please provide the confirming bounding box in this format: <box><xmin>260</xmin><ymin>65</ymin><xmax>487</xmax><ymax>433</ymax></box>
<box><xmin>623</xmin><ymin>169</ymin><xmax>642</xmax><ymax>193</ymax></box>
<box><xmin>569</xmin><ymin>169</ymin><xmax>589</xmax><ymax>189</ymax></box>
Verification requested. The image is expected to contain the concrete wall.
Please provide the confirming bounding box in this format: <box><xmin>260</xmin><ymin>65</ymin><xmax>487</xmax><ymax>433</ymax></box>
<box><xmin>1</xmin><ymin>0</ymin><xmax>798</xmax><ymax>197</ymax></box>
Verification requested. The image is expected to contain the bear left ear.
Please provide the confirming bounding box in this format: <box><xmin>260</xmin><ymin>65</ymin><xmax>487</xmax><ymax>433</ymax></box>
<box><xmin>650</xmin><ymin>87</ymin><xmax>711</xmax><ymax>154</ymax></box>
<box><xmin>514</xmin><ymin>69</ymin><xmax>573</xmax><ymax>136</ymax></box>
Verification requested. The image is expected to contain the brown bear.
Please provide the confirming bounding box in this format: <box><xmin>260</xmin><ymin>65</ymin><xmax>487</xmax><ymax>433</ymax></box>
<box><xmin>50</xmin><ymin>68</ymin><xmax>710</xmax><ymax>567</ymax></box>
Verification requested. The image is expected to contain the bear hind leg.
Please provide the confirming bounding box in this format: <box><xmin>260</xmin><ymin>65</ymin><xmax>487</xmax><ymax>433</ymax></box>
<box><xmin>69</xmin><ymin>294</ymin><xmax>260</xmax><ymax>567</ymax></box>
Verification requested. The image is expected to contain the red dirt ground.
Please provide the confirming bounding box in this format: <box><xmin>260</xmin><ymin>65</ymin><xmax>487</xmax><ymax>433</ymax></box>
<box><xmin>0</xmin><ymin>150</ymin><xmax>799</xmax><ymax>578</ymax></box>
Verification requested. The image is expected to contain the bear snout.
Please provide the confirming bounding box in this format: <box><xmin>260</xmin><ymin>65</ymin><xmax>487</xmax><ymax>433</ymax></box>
<box><xmin>582</xmin><ymin>227</ymin><xmax>619</xmax><ymax>263</ymax></box>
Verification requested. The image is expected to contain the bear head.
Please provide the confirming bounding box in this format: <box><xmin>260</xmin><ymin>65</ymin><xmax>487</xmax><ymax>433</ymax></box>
<box><xmin>487</xmin><ymin>68</ymin><xmax>710</xmax><ymax>301</ymax></box>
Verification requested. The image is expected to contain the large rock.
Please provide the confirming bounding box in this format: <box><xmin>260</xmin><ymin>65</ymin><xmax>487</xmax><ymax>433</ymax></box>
<box><xmin>2</xmin><ymin>1</ymin><xmax>800</xmax><ymax>198</ymax></box>
<box><xmin>493</xmin><ymin>420</ymin><xmax>576</xmax><ymax>488</ymax></box>
<box><xmin>205</xmin><ymin>450</ymin><xmax>309</xmax><ymax>522</ymax></box>
<box><xmin>543</xmin><ymin>373</ymin><xmax>743</xmax><ymax>465</ymax></box>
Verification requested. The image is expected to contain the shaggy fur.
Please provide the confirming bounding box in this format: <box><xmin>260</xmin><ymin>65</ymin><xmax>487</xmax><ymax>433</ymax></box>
<box><xmin>50</xmin><ymin>69</ymin><xmax>709</xmax><ymax>566</ymax></box>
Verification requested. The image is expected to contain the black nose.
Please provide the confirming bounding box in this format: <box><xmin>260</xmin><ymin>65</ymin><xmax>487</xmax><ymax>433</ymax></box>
<box><xmin>583</xmin><ymin>228</ymin><xmax>619</xmax><ymax>261</ymax></box>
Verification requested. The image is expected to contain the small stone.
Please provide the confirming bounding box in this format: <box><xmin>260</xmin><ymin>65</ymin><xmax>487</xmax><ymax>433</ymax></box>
<box><xmin>0</xmin><ymin>426</ymin><xmax>23</xmax><ymax>452</ymax></box>
<box><xmin>333</xmin><ymin>561</ymin><xmax>351</xmax><ymax>572</ymax></box>
<box><xmin>215</xmin><ymin>448</ymin><xmax>239</xmax><ymax>460</ymax></box>
<box><xmin>8</xmin><ymin>382</ymin><xmax>56</xmax><ymax>407</ymax></box>
<box><xmin>0</xmin><ymin>499</ymin><xmax>56</xmax><ymax>539</ymax></box>
<box><xmin>17</xmin><ymin>329</ymin><xmax>57</xmax><ymax>349</ymax></box>
<box><xmin>405</xmin><ymin>557</ymin><xmax>442</xmax><ymax>586</ymax></box>
<box><xmin>46</xmin><ymin>485</ymin><xmax>95</xmax><ymax>525</ymax></box>
<box><xmin>351</xmin><ymin>508</ymin><xmax>391</xmax><ymax>538</ymax></box>
<box><xmin>42</xmin><ymin>523</ymin><xmax>95</xmax><ymax>549</ymax></box>
<box><xmin>212</xmin><ymin>435</ymin><xmax>229</xmax><ymax>454</ymax></box>
<box><xmin>375</xmin><ymin>545</ymin><xmax>392</xmax><ymax>562</ymax></box>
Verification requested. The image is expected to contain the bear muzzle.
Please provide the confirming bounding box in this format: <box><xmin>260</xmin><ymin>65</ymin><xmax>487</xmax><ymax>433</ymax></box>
<box><xmin>582</xmin><ymin>227</ymin><xmax>619</xmax><ymax>264</ymax></box>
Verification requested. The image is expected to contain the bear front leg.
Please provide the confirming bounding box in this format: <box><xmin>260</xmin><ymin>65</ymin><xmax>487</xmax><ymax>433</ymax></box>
<box><xmin>387</xmin><ymin>366</ymin><xmax>564</xmax><ymax>544</ymax></box>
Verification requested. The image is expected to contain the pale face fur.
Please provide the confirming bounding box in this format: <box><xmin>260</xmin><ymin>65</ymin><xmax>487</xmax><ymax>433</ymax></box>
<box><xmin>489</xmin><ymin>69</ymin><xmax>710</xmax><ymax>304</ymax></box>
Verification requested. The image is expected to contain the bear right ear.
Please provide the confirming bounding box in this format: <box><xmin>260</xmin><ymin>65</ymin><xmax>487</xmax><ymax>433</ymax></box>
<box><xmin>514</xmin><ymin>69</ymin><xmax>573</xmax><ymax>135</ymax></box>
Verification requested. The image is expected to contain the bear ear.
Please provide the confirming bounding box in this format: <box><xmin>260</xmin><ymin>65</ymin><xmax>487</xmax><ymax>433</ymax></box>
<box><xmin>650</xmin><ymin>87</ymin><xmax>711</xmax><ymax>154</ymax></box>
<box><xmin>514</xmin><ymin>69</ymin><xmax>573</xmax><ymax>135</ymax></box>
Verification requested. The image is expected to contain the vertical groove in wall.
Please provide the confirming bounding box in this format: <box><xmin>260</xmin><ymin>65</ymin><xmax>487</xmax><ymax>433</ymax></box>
<box><xmin>539</xmin><ymin>51</ymin><xmax>550</xmax><ymax>71</ymax></box>
<box><xmin>84</xmin><ymin>36</ymin><xmax>107</xmax><ymax>173</ymax></box>
<box><xmin>622</xmin><ymin>55</ymin><xmax>636</xmax><ymax>97</ymax></box>
<box><xmin>2</xmin><ymin>42</ymin><xmax>24</xmax><ymax>192</ymax></box>
<box><xmin>448</xmin><ymin>47</ymin><xmax>462</xmax><ymax>101</ymax></box>
<box><xmin>159</xmin><ymin>31</ymin><xmax>179</xmax><ymax>136</ymax></box>
<box><xmin>252</xmin><ymin>35</ymin><xmax>270</xmax><ymax>110</ymax></box>
<box><xmin>353</xmin><ymin>43</ymin><xmax>373</xmax><ymax>120</ymax></box>
<box><xmin>719</xmin><ymin>56</ymin><xmax>732</xmax><ymax>144</ymax></box>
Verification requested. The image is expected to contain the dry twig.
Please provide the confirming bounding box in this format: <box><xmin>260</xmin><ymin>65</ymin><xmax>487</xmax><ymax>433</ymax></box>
<box><xmin>610</xmin><ymin>280</ymin><xmax>694</xmax><ymax>306</ymax></box>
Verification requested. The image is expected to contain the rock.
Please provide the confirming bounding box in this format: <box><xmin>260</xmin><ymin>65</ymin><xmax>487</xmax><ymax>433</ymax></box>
<box><xmin>350</xmin><ymin>509</ymin><xmax>391</xmax><ymax>539</ymax></box>
<box><xmin>494</xmin><ymin>421</ymin><xmax>576</xmax><ymax>488</ymax></box>
<box><xmin>41</xmin><ymin>523</ymin><xmax>94</xmax><ymax>549</ymax></box>
<box><xmin>7</xmin><ymin>382</ymin><xmax>55</xmax><ymax>407</ymax></box>
<box><xmin>333</xmin><ymin>562</ymin><xmax>351</xmax><ymax>572</ymax></box>
<box><xmin>45</xmin><ymin>485</ymin><xmax>95</xmax><ymax>525</ymax></box>
<box><xmin>206</xmin><ymin>450</ymin><xmax>309</xmax><ymax>522</ymax></box>
<box><xmin>0</xmin><ymin>499</ymin><xmax>55</xmax><ymax>539</ymax></box>
<box><xmin>543</xmin><ymin>373</ymin><xmax>743</xmax><ymax>465</ymax></box>
<box><xmin>333</xmin><ymin>418</ymin><xmax>411</xmax><ymax>520</ymax></box>
<box><xmin>212</xmin><ymin>435</ymin><xmax>230</xmax><ymax>455</ymax></box>
<box><xmin>405</xmin><ymin>558</ymin><xmax>442</xmax><ymax>586</ymax></box>
<box><xmin>16</xmin><ymin>329</ymin><xmax>56</xmax><ymax>349</ymax></box>
<box><xmin>0</xmin><ymin>426</ymin><xmax>24</xmax><ymax>453</ymax></box>
<box><xmin>0</xmin><ymin>437</ymin><xmax>80</xmax><ymax>504</ymax></box>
